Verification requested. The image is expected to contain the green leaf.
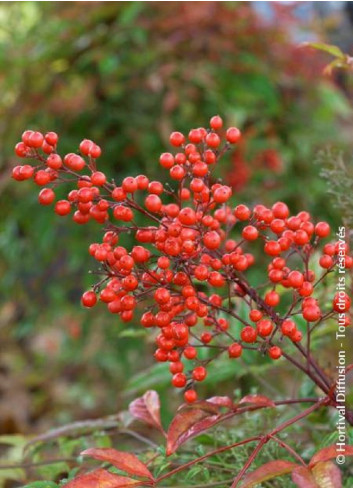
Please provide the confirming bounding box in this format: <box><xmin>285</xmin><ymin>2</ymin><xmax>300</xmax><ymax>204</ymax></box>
<box><xmin>25</xmin><ymin>481</ymin><xmax>59</xmax><ymax>488</ymax></box>
<box><xmin>303</xmin><ymin>42</ymin><xmax>344</xmax><ymax>59</ymax></box>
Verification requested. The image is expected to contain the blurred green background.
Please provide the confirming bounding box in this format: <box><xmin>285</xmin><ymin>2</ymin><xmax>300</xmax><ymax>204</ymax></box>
<box><xmin>1</xmin><ymin>3</ymin><xmax>353</xmax><ymax>480</ymax></box>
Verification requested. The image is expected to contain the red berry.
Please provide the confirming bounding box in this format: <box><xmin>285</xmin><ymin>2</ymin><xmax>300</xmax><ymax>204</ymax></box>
<box><xmin>28</xmin><ymin>131</ymin><xmax>44</xmax><ymax>148</ymax></box>
<box><xmin>303</xmin><ymin>306</ymin><xmax>321</xmax><ymax>322</ymax></box>
<box><xmin>38</xmin><ymin>188</ymin><xmax>55</xmax><ymax>205</ymax></box>
<box><xmin>79</xmin><ymin>139</ymin><xmax>93</xmax><ymax>155</ymax></box>
<box><xmin>294</xmin><ymin>230</ymin><xmax>309</xmax><ymax>246</ymax></box>
<box><xmin>201</xmin><ymin>332</ymin><xmax>212</xmax><ymax>344</ymax></box>
<box><xmin>90</xmin><ymin>144</ymin><xmax>101</xmax><ymax>158</ymax></box>
<box><xmin>172</xmin><ymin>372</ymin><xmax>187</xmax><ymax>388</ymax></box>
<box><xmin>315</xmin><ymin>222</ymin><xmax>330</xmax><ymax>238</ymax></box>
<box><xmin>12</xmin><ymin>165</ymin><xmax>32</xmax><ymax>181</ymax></box>
<box><xmin>91</xmin><ymin>171</ymin><xmax>106</xmax><ymax>186</ymax></box>
<box><xmin>184</xmin><ymin>389</ymin><xmax>198</xmax><ymax>403</ymax></box>
<box><xmin>213</xmin><ymin>186</ymin><xmax>232</xmax><ymax>204</ymax></box>
<box><xmin>170</xmin><ymin>361</ymin><xmax>184</xmax><ymax>374</ymax></box>
<box><xmin>34</xmin><ymin>170</ymin><xmax>51</xmax><ymax>186</ymax></box>
<box><xmin>154</xmin><ymin>349</ymin><xmax>168</xmax><ymax>362</ymax></box>
<box><xmin>272</xmin><ymin>202</ymin><xmax>289</xmax><ymax>219</ymax></box>
<box><xmin>298</xmin><ymin>281</ymin><xmax>314</xmax><ymax>297</ymax></box>
<box><xmin>192</xmin><ymin>366</ymin><xmax>207</xmax><ymax>382</ymax></box>
<box><xmin>46</xmin><ymin>154</ymin><xmax>62</xmax><ymax>170</ymax></box>
<box><xmin>179</xmin><ymin>207</ymin><xmax>197</xmax><ymax>225</ymax></box>
<box><xmin>206</xmin><ymin>132</ymin><xmax>221</xmax><ymax>148</ymax></box>
<box><xmin>204</xmin><ymin>149</ymin><xmax>216</xmax><ymax>165</ymax></box>
<box><xmin>264</xmin><ymin>241</ymin><xmax>281</xmax><ymax>256</ymax></box>
<box><xmin>188</xmin><ymin>128</ymin><xmax>203</xmax><ymax>144</ymax></box>
<box><xmin>242</xmin><ymin>225</ymin><xmax>258</xmax><ymax>241</ymax></box>
<box><xmin>184</xmin><ymin>346</ymin><xmax>197</xmax><ymax>359</ymax></box>
<box><xmin>54</xmin><ymin>200</ymin><xmax>71</xmax><ymax>216</ymax></box>
<box><xmin>203</xmin><ymin>231</ymin><xmax>221</xmax><ymax>250</ymax></box>
<box><xmin>240</xmin><ymin>326</ymin><xmax>257</xmax><ymax>343</ymax></box>
<box><xmin>81</xmin><ymin>291</ymin><xmax>97</xmax><ymax>307</ymax></box>
<box><xmin>228</xmin><ymin>343</ymin><xmax>242</xmax><ymax>358</ymax></box>
<box><xmin>249</xmin><ymin>309</ymin><xmax>262</xmax><ymax>322</ymax></box>
<box><xmin>170</xmin><ymin>165</ymin><xmax>186</xmax><ymax>180</ymax></box>
<box><xmin>319</xmin><ymin>255</ymin><xmax>333</xmax><ymax>269</ymax></box>
<box><xmin>45</xmin><ymin>132</ymin><xmax>58</xmax><ymax>146</ymax></box>
<box><xmin>281</xmin><ymin>319</ymin><xmax>296</xmax><ymax>336</ymax></box>
<box><xmin>160</xmin><ymin>153</ymin><xmax>174</xmax><ymax>169</ymax></box>
<box><xmin>268</xmin><ymin>346</ymin><xmax>282</xmax><ymax>360</ymax></box>
<box><xmin>210</xmin><ymin>115</ymin><xmax>223</xmax><ymax>130</ymax></box>
<box><xmin>194</xmin><ymin>265</ymin><xmax>209</xmax><ymax>281</ymax></box>
<box><xmin>15</xmin><ymin>142</ymin><xmax>28</xmax><ymax>157</ymax></box>
<box><xmin>145</xmin><ymin>194</ymin><xmax>162</xmax><ymax>213</ymax></box>
<box><xmin>257</xmin><ymin>319</ymin><xmax>273</xmax><ymax>337</ymax></box>
<box><xmin>170</xmin><ymin>132</ymin><xmax>185</xmax><ymax>147</ymax></box>
<box><xmin>234</xmin><ymin>204</ymin><xmax>251</xmax><ymax>221</ymax></box>
<box><xmin>288</xmin><ymin>271</ymin><xmax>304</xmax><ymax>289</ymax></box>
<box><xmin>154</xmin><ymin>287</ymin><xmax>171</xmax><ymax>305</ymax></box>
<box><xmin>333</xmin><ymin>292</ymin><xmax>351</xmax><ymax>313</ymax></box>
<box><xmin>148</xmin><ymin>181</ymin><xmax>164</xmax><ymax>195</ymax></box>
<box><xmin>122</xmin><ymin>177</ymin><xmax>137</xmax><ymax>193</ymax></box>
<box><xmin>140</xmin><ymin>311</ymin><xmax>155</xmax><ymax>328</ymax></box>
<box><xmin>226</xmin><ymin>127</ymin><xmax>241</xmax><ymax>144</ymax></box>
<box><xmin>291</xmin><ymin>330</ymin><xmax>303</xmax><ymax>342</ymax></box>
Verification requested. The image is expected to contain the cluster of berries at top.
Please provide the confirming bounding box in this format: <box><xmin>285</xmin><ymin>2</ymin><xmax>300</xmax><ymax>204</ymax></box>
<box><xmin>12</xmin><ymin>116</ymin><xmax>352</xmax><ymax>403</ymax></box>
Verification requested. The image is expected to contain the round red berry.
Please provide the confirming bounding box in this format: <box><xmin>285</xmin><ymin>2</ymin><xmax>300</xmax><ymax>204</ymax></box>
<box><xmin>184</xmin><ymin>389</ymin><xmax>198</xmax><ymax>403</ymax></box>
<box><xmin>240</xmin><ymin>326</ymin><xmax>257</xmax><ymax>343</ymax></box>
<box><xmin>172</xmin><ymin>373</ymin><xmax>187</xmax><ymax>388</ymax></box>
<box><xmin>81</xmin><ymin>291</ymin><xmax>97</xmax><ymax>308</ymax></box>
<box><xmin>226</xmin><ymin>127</ymin><xmax>241</xmax><ymax>144</ymax></box>
<box><xmin>268</xmin><ymin>346</ymin><xmax>282</xmax><ymax>360</ymax></box>
<box><xmin>38</xmin><ymin>188</ymin><xmax>55</xmax><ymax>206</ymax></box>
<box><xmin>170</xmin><ymin>132</ymin><xmax>185</xmax><ymax>147</ymax></box>
<box><xmin>192</xmin><ymin>366</ymin><xmax>207</xmax><ymax>382</ymax></box>
<box><xmin>228</xmin><ymin>343</ymin><xmax>242</xmax><ymax>358</ymax></box>
<box><xmin>315</xmin><ymin>222</ymin><xmax>330</xmax><ymax>238</ymax></box>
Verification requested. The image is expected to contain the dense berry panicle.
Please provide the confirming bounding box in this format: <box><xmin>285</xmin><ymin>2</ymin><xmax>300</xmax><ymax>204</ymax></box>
<box><xmin>12</xmin><ymin>118</ymin><xmax>352</xmax><ymax>402</ymax></box>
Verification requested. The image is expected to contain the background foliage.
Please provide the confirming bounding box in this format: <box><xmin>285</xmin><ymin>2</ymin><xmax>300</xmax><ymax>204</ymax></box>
<box><xmin>0</xmin><ymin>2</ymin><xmax>353</xmax><ymax>486</ymax></box>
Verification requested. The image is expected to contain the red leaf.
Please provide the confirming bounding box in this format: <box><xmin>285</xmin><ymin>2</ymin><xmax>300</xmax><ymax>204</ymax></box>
<box><xmin>312</xmin><ymin>461</ymin><xmax>342</xmax><ymax>488</ymax></box>
<box><xmin>183</xmin><ymin>400</ymin><xmax>221</xmax><ymax>414</ymax></box>
<box><xmin>63</xmin><ymin>468</ymin><xmax>141</xmax><ymax>488</ymax></box>
<box><xmin>129</xmin><ymin>390</ymin><xmax>165</xmax><ymax>435</ymax></box>
<box><xmin>239</xmin><ymin>394</ymin><xmax>275</xmax><ymax>408</ymax></box>
<box><xmin>82</xmin><ymin>448</ymin><xmax>153</xmax><ymax>481</ymax></box>
<box><xmin>309</xmin><ymin>444</ymin><xmax>353</xmax><ymax>468</ymax></box>
<box><xmin>207</xmin><ymin>396</ymin><xmax>234</xmax><ymax>408</ymax></box>
<box><xmin>241</xmin><ymin>460</ymin><xmax>300</xmax><ymax>487</ymax></box>
<box><xmin>166</xmin><ymin>403</ymin><xmax>223</xmax><ymax>455</ymax></box>
<box><xmin>292</xmin><ymin>466</ymin><xmax>317</xmax><ymax>488</ymax></box>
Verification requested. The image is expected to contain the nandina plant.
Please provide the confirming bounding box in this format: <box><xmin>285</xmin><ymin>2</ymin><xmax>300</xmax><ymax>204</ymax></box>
<box><xmin>12</xmin><ymin>117</ymin><xmax>353</xmax><ymax>487</ymax></box>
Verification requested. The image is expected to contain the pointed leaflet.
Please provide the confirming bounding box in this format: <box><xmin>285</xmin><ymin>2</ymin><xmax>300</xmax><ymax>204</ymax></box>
<box><xmin>312</xmin><ymin>461</ymin><xmax>342</xmax><ymax>488</ymax></box>
<box><xmin>129</xmin><ymin>390</ymin><xmax>165</xmax><ymax>434</ymax></box>
<box><xmin>63</xmin><ymin>468</ymin><xmax>141</xmax><ymax>488</ymax></box>
<box><xmin>184</xmin><ymin>400</ymin><xmax>222</xmax><ymax>414</ymax></box>
<box><xmin>207</xmin><ymin>396</ymin><xmax>234</xmax><ymax>409</ymax></box>
<box><xmin>81</xmin><ymin>448</ymin><xmax>153</xmax><ymax>481</ymax></box>
<box><xmin>302</xmin><ymin>42</ymin><xmax>345</xmax><ymax>59</ymax></box>
<box><xmin>166</xmin><ymin>402</ymin><xmax>224</xmax><ymax>456</ymax></box>
<box><xmin>240</xmin><ymin>460</ymin><xmax>299</xmax><ymax>487</ymax></box>
<box><xmin>309</xmin><ymin>444</ymin><xmax>353</xmax><ymax>468</ymax></box>
<box><xmin>239</xmin><ymin>394</ymin><xmax>275</xmax><ymax>408</ymax></box>
<box><xmin>291</xmin><ymin>467</ymin><xmax>317</xmax><ymax>488</ymax></box>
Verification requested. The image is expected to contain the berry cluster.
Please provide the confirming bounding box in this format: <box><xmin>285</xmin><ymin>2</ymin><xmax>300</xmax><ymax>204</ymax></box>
<box><xmin>12</xmin><ymin>117</ymin><xmax>352</xmax><ymax>403</ymax></box>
